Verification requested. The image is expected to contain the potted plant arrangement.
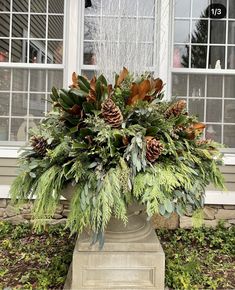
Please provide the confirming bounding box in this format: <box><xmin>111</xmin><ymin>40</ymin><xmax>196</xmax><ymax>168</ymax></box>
<box><xmin>10</xmin><ymin>68</ymin><xmax>225</xmax><ymax>245</ymax></box>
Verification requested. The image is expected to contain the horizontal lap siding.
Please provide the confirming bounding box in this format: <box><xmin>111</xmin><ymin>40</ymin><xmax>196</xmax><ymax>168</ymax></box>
<box><xmin>0</xmin><ymin>158</ymin><xmax>18</xmax><ymax>185</ymax></box>
<box><xmin>0</xmin><ymin>158</ymin><xmax>234</xmax><ymax>191</ymax></box>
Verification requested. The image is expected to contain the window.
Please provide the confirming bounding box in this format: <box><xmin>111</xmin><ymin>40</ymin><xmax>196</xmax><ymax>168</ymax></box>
<box><xmin>82</xmin><ymin>0</ymin><xmax>158</xmax><ymax>81</ymax></box>
<box><xmin>172</xmin><ymin>0</ymin><xmax>235</xmax><ymax>149</ymax></box>
<box><xmin>0</xmin><ymin>0</ymin><xmax>65</xmax><ymax>143</ymax></box>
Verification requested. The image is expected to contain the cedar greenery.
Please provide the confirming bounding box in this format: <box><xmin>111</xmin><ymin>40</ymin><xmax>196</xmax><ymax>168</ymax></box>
<box><xmin>10</xmin><ymin>68</ymin><xmax>225</xmax><ymax>244</ymax></box>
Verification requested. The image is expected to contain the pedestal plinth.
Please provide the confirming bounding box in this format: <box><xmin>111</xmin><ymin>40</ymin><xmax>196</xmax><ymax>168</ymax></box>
<box><xmin>64</xmin><ymin>209</ymin><xmax>165</xmax><ymax>290</ymax></box>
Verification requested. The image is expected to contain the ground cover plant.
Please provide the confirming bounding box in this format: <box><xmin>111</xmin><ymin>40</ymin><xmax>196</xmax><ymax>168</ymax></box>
<box><xmin>0</xmin><ymin>221</ymin><xmax>234</xmax><ymax>289</ymax></box>
<box><xmin>0</xmin><ymin>221</ymin><xmax>76</xmax><ymax>289</ymax></box>
<box><xmin>157</xmin><ymin>223</ymin><xmax>235</xmax><ymax>290</ymax></box>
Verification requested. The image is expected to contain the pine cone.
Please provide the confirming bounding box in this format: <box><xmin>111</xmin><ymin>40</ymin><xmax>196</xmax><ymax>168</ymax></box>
<box><xmin>30</xmin><ymin>136</ymin><xmax>48</xmax><ymax>156</ymax></box>
<box><xmin>165</xmin><ymin>100</ymin><xmax>187</xmax><ymax>118</ymax></box>
<box><xmin>170</xmin><ymin>125</ymin><xmax>185</xmax><ymax>139</ymax></box>
<box><xmin>145</xmin><ymin>136</ymin><xmax>164</xmax><ymax>163</ymax></box>
<box><xmin>101</xmin><ymin>98</ymin><xmax>123</xmax><ymax>128</ymax></box>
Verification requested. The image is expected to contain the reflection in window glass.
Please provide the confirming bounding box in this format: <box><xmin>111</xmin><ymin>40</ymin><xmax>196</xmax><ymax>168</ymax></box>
<box><xmin>29</xmin><ymin>94</ymin><xmax>46</xmax><ymax>117</ymax></box>
<box><xmin>47</xmin><ymin>41</ymin><xmax>63</xmax><ymax>64</ymax></box>
<box><xmin>207</xmin><ymin>75</ymin><xmax>223</xmax><ymax>98</ymax></box>
<box><xmin>0</xmin><ymin>39</ymin><xmax>9</xmax><ymax>62</ymax></box>
<box><xmin>210</xmin><ymin>21</ymin><xmax>226</xmax><ymax>44</ymax></box>
<box><xmin>0</xmin><ymin>93</ymin><xmax>10</xmax><ymax>116</ymax></box>
<box><xmin>30</xmin><ymin>70</ymin><xmax>46</xmax><ymax>92</ymax></box>
<box><xmin>12</xmin><ymin>0</ymin><xmax>28</xmax><ymax>12</ymax></box>
<box><xmin>206</xmin><ymin>99</ymin><xmax>222</xmax><ymax>122</ymax></box>
<box><xmin>0</xmin><ymin>69</ymin><xmax>10</xmax><ymax>90</ymax></box>
<box><xmin>172</xmin><ymin>74</ymin><xmax>187</xmax><ymax>96</ymax></box>
<box><xmin>12</xmin><ymin>69</ymin><xmax>28</xmax><ymax>91</ymax></box>
<box><xmin>31</xmin><ymin>0</ymin><xmax>47</xmax><ymax>13</ymax></box>
<box><xmin>189</xmin><ymin>74</ymin><xmax>205</xmax><ymax>97</ymax></box>
<box><xmin>48</xmin><ymin>0</ymin><xmax>64</xmax><ymax>14</ymax></box>
<box><xmin>224</xmin><ymin>100</ymin><xmax>235</xmax><ymax>123</ymax></box>
<box><xmin>175</xmin><ymin>0</ymin><xmax>191</xmax><ymax>17</ymax></box>
<box><xmin>11</xmin><ymin>93</ymin><xmax>28</xmax><ymax>116</ymax></box>
<box><xmin>209</xmin><ymin>46</ymin><xmax>225</xmax><ymax>69</ymax></box>
<box><xmin>192</xmin><ymin>20</ymin><xmax>208</xmax><ymax>43</ymax></box>
<box><xmin>227</xmin><ymin>47</ymin><xmax>235</xmax><ymax>69</ymax></box>
<box><xmin>224</xmin><ymin>125</ymin><xmax>235</xmax><ymax>147</ymax></box>
<box><xmin>173</xmin><ymin>45</ymin><xmax>189</xmax><ymax>68</ymax></box>
<box><xmin>48</xmin><ymin>16</ymin><xmax>64</xmax><ymax>39</ymax></box>
<box><xmin>205</xmin><ymin>124</ymin><xmax>221</xmax><ymax>143</ymax></box>
<box><xmin>225</xmin><ymin>76</ymin><xmax>235</xmax><ymax>98</ymax></box>
<box><xmin>174</xmin><ymin>20</ymin><xmax>190</xmax><ymax>43</ymax></box>
<box><xmin>192</xmin><ymin>0</ymin><xmax>209</xmax><ymax>18</ymax></box>
<box><xmin>0</xmin><ymin>118</ymin><xmax>9</xmax><ymax>141</ymax></box>
<box><xmin>30</xmin><ymin>15</ymin><xmax>46</xmax><ymax>38</ymax></box>
<box><xmin>0</xmin><ymin>14</ymin><xmax>10</xmax><ymax>37</ymax></box>
<box><xmin>11</xmin><ymin>40</ymin><xmax>27</xmax><ymax>63</ymax></box>
<box><xmin>188</xmin><ymin>99</ymin><xmax>204</xmax><ymax>121</ymax></box>
<box><xmin>229</xmin><ymin>0</ymin><xmax>235</xmax><ymax>18</ymax></box>
<box><xmin>29</xmin><ymin>41</ymin><xmax>46</xmax><ymax>64</ymax></box>
<box><xmin>0</xmin><ymin>0</ymin><xmax>10</xmax><ymax>11</ymax></box>
<box><xmin>191</xmin><ymin>45</ymin><xmax>207</xmax><ymax>68</ymax></box>
<box><xmin>12</xmin><ymin>14</ymin><xmax>28</xmax><ymax>38</ymax></box>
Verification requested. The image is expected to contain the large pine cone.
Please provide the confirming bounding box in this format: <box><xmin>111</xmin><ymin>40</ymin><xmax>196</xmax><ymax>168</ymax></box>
<box><xmin>101</xmin><ymin>98</ymin><xmax>123</xmax><ymax>128</ymax></box>
<box><xmin>165</xmin><ymin>100</ymin><xmax>187</xmax><ymax>118</ymax></box>
<box><xmin>145</xmin><ymin>136</ymin><xmax>164</xmax><ymax>163</ymax></box>
<box><xmin>30</xmin><ymin>136</ymin><xmax>48</xmax><ymax>156</ymax></box>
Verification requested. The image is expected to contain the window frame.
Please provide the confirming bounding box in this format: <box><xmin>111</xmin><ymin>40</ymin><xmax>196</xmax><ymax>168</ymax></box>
<box><xmin>0</xmin><ymin>0</ymin><xmax>67</xmax><ymax>147</ymax></box>
<box><xmin>170</xmin><ymin>0</ymin><xmax>235</xmax><ymax>161</ymax></box>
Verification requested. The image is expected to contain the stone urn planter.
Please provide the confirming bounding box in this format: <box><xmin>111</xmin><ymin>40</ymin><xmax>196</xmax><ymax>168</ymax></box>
<box><xmin>62</xmin><ymin>184</ymin><xmax>165</xmax><ymax>290</ymax></box>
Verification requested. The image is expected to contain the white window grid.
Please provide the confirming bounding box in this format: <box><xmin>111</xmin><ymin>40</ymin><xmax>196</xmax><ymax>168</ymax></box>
<box><xmin>172</xmin><ymin>0</ymin><xmax>235</xmax><ymax>71</ymax></box>
<box><xmin>0</xmin><ymin>0</ymin><xmax>66</xmax><ymax>146</ymax></box>
<box><xmin>0</xmin><ymin>0</ymin><xmax>65</xmax><ymax>64</ymax></box>
<box><xmin>171</xmin><ymin>0</ymin><xmax>235</xmax><ymax>151</ymax></box>
<box><xmin>80</xmin><ymin>0</ymin><xmax>160</xmax><ymax>77</ymax></box>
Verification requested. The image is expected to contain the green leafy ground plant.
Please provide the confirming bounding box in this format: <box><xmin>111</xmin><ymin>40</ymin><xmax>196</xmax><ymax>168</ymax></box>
<box><xmin>10</xmin><ymin>68</ymin><xmax>225</xmax><ymax>244</ymax></box>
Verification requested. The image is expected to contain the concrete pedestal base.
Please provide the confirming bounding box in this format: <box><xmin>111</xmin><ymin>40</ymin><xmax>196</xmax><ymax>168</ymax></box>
<box><xmin>64</xmin><ymin>209</ymin><xmax>165</xmax><ymax>290</ymax></box>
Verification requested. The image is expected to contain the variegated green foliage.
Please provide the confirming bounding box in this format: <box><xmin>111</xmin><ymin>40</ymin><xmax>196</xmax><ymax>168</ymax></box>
<box><xmin>10</xmin><ymin>69</ymin><xmax>225</xmax><ymax>245</ymax></box>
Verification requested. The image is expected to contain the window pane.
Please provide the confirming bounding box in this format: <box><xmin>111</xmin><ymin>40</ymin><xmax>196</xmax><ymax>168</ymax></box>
<box><xmin>81</xmin><ymin>70</ymin><xmax>96</xmax><ymax>80</ymax></box>
<box><xmin>229</xmin><ymin>0</ymin><xmax>235</xmax><ymax>18</ymax></box>
<box><xmin>227</xmin><ymin>47</ymin><xmax>235</xmax><ymax>69</ymax></box>
<box><xmin>138</xmin><ymin>0</ymin><xmax>155</xmax><ymax>17</ymax></box>
<box><xmin>192</xmin><ymin>0</ymin><xmax>209</xmax><ymax>18</ymax></box>
<box><xmin>48</xmin><ymin>0</ymin><xmax>64</xmax><ymax>13</ymax></box>
<box><xmin>192</xmin><ymin>20</ymin><xmax>208</xmax><ymax>43</ymax></box>
<box><xmin>12</xmin><ymin>93</ymin><xmax>28</xmax><ymax>116</ymax></box>
<box><xmin>84</xmin><ymin>42</ymin><xmax>96</xmax><ymax>65</ymax></box>
<box><xmin>224</xmin><ymin>100</ymin><xmax>235</xmax><ymax>123</ymax></box>
<box><xmin>0</xmin><ymin>93</ymin><xmax>10</xmax><ymax>115</ymax></box>
<box><xmin>173</xmin><ymin>45</ymin><xmax>189</xmax><ymax>68</ymax></box>
<box><xmin>12</xmin><ymin>0</ymin><xmax>28</xmax><ymax>12</ymax></box>
<box><xmin>84</xmin><ymin>17</ymin><xmax>100</xmax><ymax>40</ymax></box>
<box><xmin>225</xmin><ymin>76</ymin><xmax>235</xmax><ymax>98</ymax></box>
<box><xmin>120</xmin><ymin>0</ymin><xmax>137</xmax><ymax>16</ymax></box>
<box><xmin>188</xmin><ymin>99</ymin><xmax>204</xmax><ymax>121</ymax></box>
<box><xmin>48</xmin><ymin>16</ymin><xmax>64</xmax><ymax>39</ymax></box>
<box><xmin>191</xmin><ymin>45</ymin><xmax>207</xmax><ymax>68</ymax></box>
<box><xmin>189</xmin><ymin>74</ymin><xmax>205</xmax><ymax>97</ymax></box>
<box><xmin>209</xmin><ymin>46</ymin><xmax>225</xmax><ymax>69</ymax></box>
<box><xmin>210</xmin><ymin>21</ymin><xmax>226</xmax><ymax>44</ymax></box>
<box><xmin>0</xmin><ymin>13</ymin><xmax>10</xmax><ymax>37</ymax></box>
<box><xmin>31</xmin><ymin>0</ymin><xmax>46</xmax><ymax>13</ymax></box>
<box><xmin>174</xmin><ymin>20</ymin><xmax>190</xmax><ymax>43</ymax></box>
<box><xmin>0</xmin><ymin>39</ymin><xmax>9</xmax><ymax>62</ymax></box>
<box><xmin>224</xmin><ymin>125</ymin><xmax>235</xmax><ymax>147</ymax></box>
<box><xmin>0</xmin><ymin>69</ymin><xmax>10</xmax><ymax>90</ymax></box>
<box><xmin>30</xmin><ymin>15</ymin><xmax>46</xmax><ymax>39</ymax></box>
<box><xmin>12</xmin><ymin>69</ymin><xmax>28</xmax><ymax>91</ymax></box>
<box><xmin>228</xmin><ymin>21</ymin><xmax>235</xmax><ymax>44</ymax></box>
<box><xmin>30</xmin><ymin>69</ymin><xmax>46</xmax><ymax>92</ymax></box>
<box><xmin>47</xmin><ymin>41</ymin><xmax>63</xmax><ymax>64</ymax></box>
<box><xmin>12</xmin><ymin>14</ymin><xmax>28</xmax><ymax>38</ymax></box>
<box><xmin>206</xmin><ymin>99</ymin><xmax>222</xmax><ymax>122</ymax></box>
<box><xmin>0</xmin><ymin>118</ymin><xmax>9</xmax><ymax>141</ymax></box>
<box><xmin>205</xmin><ymin>124</ymin><xmax>221</xmax><ymax>143</ymax></box>
<box><xmin>11</xmin><ymin>118</ymin><xmax>26</xmax><ymax>141</ymax></box>
<box><xmin>175</xmin><ymin>0</ymin><xmax>191</xmax><ymax>17</ymax></box>
<box><xmin>29</xmin><ymin>40</ymin><xmax>46</xmax><ymax>63</ymax></box>
<box><xmin>29</xmin><ymin>94</ymin><xmax>46</xmax><ymax>117</ymax></box>
<box><xmin>11</xmin><ymin>39</ymin><xmax>27</xmax><ymax>63</ymax></box>
<box><xmin>172</xmin><ymin>74</ymin><xmax>187</xmax><ymax>97</ymax></box>
<box><xmin>207</xmin><ymin>75</ymin><xmax>223</xmax><ymax>98</ymax></box>
<box><xmin>0</xmin><ymin>0</ymin><xmax>10</xmax><ymax>11</ymax></box>
<box><xmin>48</xmin><ymin>70</ymin><xmax>63</xmax><ymax>91</ymax></box>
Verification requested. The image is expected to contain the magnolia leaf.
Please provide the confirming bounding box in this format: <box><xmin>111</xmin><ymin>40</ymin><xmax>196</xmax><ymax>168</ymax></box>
<box><xmin>90</xmin><ymin>76</ymin><xmax>97</xmax><ymax>91</ymax></box>
<box><xmin>67</xmin><ymin>104</ymin><xmax>81</xmax><ymax>115</ymax></box>
<box><xmin>116</xmin><ymin>67</ymin><xmax>128</xmax><ymax>86</ymax></box>
<box><xmin>154</xmin><ymin>78</ymin><xmax>163</xmax><ymax>94</ymax></box>
<box><xmin>70</xmin><ymin>72</ymin><xmax>78</xmax><ymax>88</ymax></box>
